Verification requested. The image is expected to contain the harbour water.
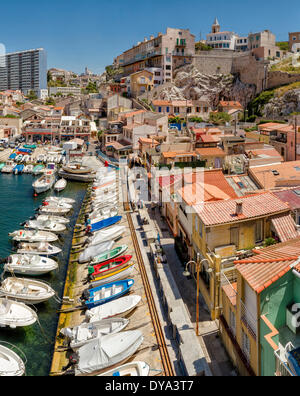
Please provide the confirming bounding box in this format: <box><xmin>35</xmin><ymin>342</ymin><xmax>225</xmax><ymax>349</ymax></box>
<box><xmin>0</xmin><ymin>173</ymin><xmax>87</xmax><ymax>376</ymax></box>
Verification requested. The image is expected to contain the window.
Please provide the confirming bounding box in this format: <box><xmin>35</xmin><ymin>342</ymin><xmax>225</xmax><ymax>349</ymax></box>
<box><xmin>255</xmin><ymin>220</ymin><xmax>263</xmax><ymax>243</ymax></box>
<box><xmin>166</xmin><ymin>65</ymin><xmax>171</xmax><ymax>70</ymax></box>
<box><xmin>230</xmin><ymin>310</ymin><xmax>236</xmax><ymax>336</ymax></box>
<box><xmin>242</xmin><ymin>330</ymin><xmax>251</xmax><ymax>361</ymax></box>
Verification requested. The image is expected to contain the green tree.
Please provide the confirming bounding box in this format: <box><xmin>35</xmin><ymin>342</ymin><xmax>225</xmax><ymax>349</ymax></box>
<box><xmin>27</xmin><ymin>90</ymin><xmax>38</xmax><ymax>101</ymax></box>
<box><xmin>45</xmin><ymin>97</ymin><xmax>56</xmax><ymax>106</ymax></box>
<box><xmin>209</xmin><ymin>112</ymin><xmax>231</xmax><ymax>125</ymax></box>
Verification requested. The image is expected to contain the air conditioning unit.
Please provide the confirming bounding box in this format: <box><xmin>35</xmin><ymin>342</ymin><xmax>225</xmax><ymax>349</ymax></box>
<box><xmin>286</xmin><ymin>303</ymin><xmax>300</xmax><ymax>334</ymax></box>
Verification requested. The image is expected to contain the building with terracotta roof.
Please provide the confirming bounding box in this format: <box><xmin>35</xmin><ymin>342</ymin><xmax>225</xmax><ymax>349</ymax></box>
<box><xmin>249</xmin><ymin>160</ymin><xmax>300</xmax><ymax>190</ymax></box>
<box><xmin>159</xmin><ymin>169</ymin><xmax>238</xmax><ymax>260</ymax></box>
<box><xmin>221</xmin><ymin>236</ymin><xmax>300</xmax><ymax>376</ymax></box>
<box><xmin>151</xmin><ymin>99</ymin><xmax>211</xmax><ymax>119</ymax></box>
<box><xmin>190</xmin><ymin>192</ymin><xmax>298</xmax><ymax>321</ymax></box>
<box><xmin>195</xmin><ymin>147</ymin><xmax>226</xmax><ymax>168</ymax></box>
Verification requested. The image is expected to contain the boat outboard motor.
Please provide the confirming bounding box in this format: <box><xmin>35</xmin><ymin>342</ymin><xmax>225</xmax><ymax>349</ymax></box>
<box><xmin>0</xmin><ymin>257</ymin><xmax>9</xmax><ymax>265</ymax></box>
<box><xmin>81</xmin><ymin>289</ymin><xmax>90</xmax><ymax>301</ymax></box>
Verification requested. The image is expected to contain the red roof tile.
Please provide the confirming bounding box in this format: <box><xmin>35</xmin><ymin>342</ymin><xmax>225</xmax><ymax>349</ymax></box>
<box><xmin>271</xmin><ymin>214</ymin><xmax>299</xmax><ymax>243</ymax></box>
<box><xmin>235</xmin><ymin>257</ymin><xmax>298</xmax><ymax>294</ymax></box>
<box><xmin>194</xmin><ymin>192</ymin><xmax>290</xmax><ymax>227</ymax></box>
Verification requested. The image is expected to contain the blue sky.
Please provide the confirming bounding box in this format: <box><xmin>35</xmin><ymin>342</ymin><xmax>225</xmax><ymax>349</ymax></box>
<box><xmin>1</xmin><ymin>0</ymin><xmax>299</xmax><ymax>74</ymax></box>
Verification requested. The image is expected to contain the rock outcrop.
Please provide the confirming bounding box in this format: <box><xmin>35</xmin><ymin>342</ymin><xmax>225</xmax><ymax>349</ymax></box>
<box><xmin>149</xmin><ymin>64</ymin><xmax>256</xmax><ymax>108</ymax></box>
<box><xmin>263</xmin><ymin>89</ymin><xmax>300</xmax><ymax>118</ymax></box>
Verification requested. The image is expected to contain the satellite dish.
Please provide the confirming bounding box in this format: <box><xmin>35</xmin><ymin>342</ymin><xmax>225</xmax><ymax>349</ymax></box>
<box><xmin>155</xmin><ymin>145</ymin><xmax>161</xmax><ymax>153</ymax></box>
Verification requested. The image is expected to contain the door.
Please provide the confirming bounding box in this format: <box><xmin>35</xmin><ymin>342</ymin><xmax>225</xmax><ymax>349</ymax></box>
<box><xmin>230</xmin><ymin>227</ymin><xmax>239</xmax><ymax>249</ymax></box>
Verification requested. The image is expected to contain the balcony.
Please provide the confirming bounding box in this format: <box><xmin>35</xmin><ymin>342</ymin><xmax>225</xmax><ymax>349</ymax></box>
<box><xmin>240</xmin><ymin>301</ymin><xmax>257</xmax><ymax>340</ymax></box>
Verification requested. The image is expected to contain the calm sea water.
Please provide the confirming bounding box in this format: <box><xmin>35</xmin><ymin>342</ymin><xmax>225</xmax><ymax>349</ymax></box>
<box><xmin>0</xmin><ymin>173</ymin><xmax>86</xmax><ymax>376</ymax></box>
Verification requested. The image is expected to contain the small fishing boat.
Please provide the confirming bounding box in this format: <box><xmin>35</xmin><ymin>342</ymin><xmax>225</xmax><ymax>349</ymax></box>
<box><xmin>90</xmin><ymin>245</ymin><xmax>128</xmax><ymax>266</ymax></box>
<box><xmin>13</xmin><ymin>164</ymin><xmax>24</xmax><ymax>175</ymax></box>
<box><xmin>1</xmin><ymin>161</ymin><xmax>15</xmax><ymax>174</ymax></box>
<box><xmin>99</xmin><ymin>361</ymin><xmax>150</xmax><ymax>377</ymax></box>
<box><xmin>89</xmin><ymin>255</ymin><xmax>133</xmax><ymax>278</ymax></box>
<box><xmin>25</xmin><ymin>219</ymin><xmax>66</xmax><ymax>233</ymax></box>
<box><xmin>32</xmin><ymin>164</ymin><xmax>45</xmax><ymax>175</ymax></box>
<box><xmin>83</xmin><ymin>279</ymin><xmax>134</xmax><ymax>310</ymax></box>
<box><xmin>8</xmin><ymin>153</ymin><xmax>17</xmax><ymax>161</ymax></box>
<box><xmin>35</xmin><ymin>215</ymin><xmax>70</xmax><ymax>225</ymax></box>
<box><xmin>86</xmin><ymin>295</ymin><xmax>141</xmax><ymax>323</ymax></box>
<box><xmin>90</xmin><ymin>210</ymin><xmax>119</xmax><ymax>225</ymax></box>
<box><xmin>17</xmin><ymin>242</ymin><xmax>62</xmax><ymax>256</ymax></box>
<box><xmin>74</xmin><ymin>331</ymin><xmax>143</xmax><ymax>376</ymax></box>
<box><xmin>9</xmin><ymin>229</ymin><xmax>58</xmax><ymax>243</ymax></box>
<box><xmin>23</xmin><ymin>165</ymin><xmax>34</xmax><ymax>174</ymax></box>
<box><xmin>0</xmin><ymin>343</ymin><xmax>26</xmax><ymax>376</ymax></box>
<box><xmin>45</xmin><ymin>196</ymin><xmax>75</xmax><ymax>205</ymax></box>
<box><xmin>54</xmin><ymin>178</ymin><xmax>67</xmax><ymax>192</ymax></box>
<box><xmin>0</xmin><ymin>277</ymin><xmax>55</xmax><ymax>304</ymax></box>
<box><xmin>15</xmin><ymin>154</ymin><xmax>23</xmax><ymax>163</ymax></box>
<box><xmin>90</xmin><ymin>216</ymin><xmax>122</xmax><ymax>234</ymax></box>
<box><xmin>4</xmin><ymin>254</ymin><xmax>58</xmax><ymax>276</ymax></box>
<box><xmin>79</xmin><ymin>241</ymin><xmax>115</xmax><ymax>264</ymax></box>
<box><xmin>89</xmin><ymin>226</ymin><xmax>126</xmax><ymax>247</ymax></box>
<box><xmin>24</xmin><ymin>144</ymin><xmax>36</xmax><ymax>150</ymax></box>
<box><xmin>90</xmin><ymin>264</ymin><xmax>135</xmax><ymax>289</ymax></box>
<box><xmin>39</xmin><ymin>205</ymin><xmax>71</xmax><ymax>216</ymax></box>
<box><xmin>32</xmin><ymin>172</ymin><xmax>55</xmax><ymax>194</ymax></box>
<box><xmin>0</xmin><ymin>298</ymin><xmax>37</xmax><ymax>328</ymax></box>
<box><xmin>63</xmin><ymin>164</ymin><xmax>92</xmax><ymax>175</ymax></box>
<box><xmin>61</xmin><ymin>318</ymin><xmax>129</xmax><ymax>350</ymax></box>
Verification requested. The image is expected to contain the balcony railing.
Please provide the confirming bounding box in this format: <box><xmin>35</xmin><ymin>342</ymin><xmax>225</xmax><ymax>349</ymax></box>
<box><xmin>240</xmin><ymin>300</ymin><xmax>257</xmax><ymax>340</ymax></box>
<box><xmin>275</xmin><ymin>344</ymin><xmax>295</xmax><ymax>376</ymax></box>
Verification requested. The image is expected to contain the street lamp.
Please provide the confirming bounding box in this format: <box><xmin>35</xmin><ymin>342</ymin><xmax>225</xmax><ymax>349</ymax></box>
<box><xmin>183</xmin><ymin>254</ymin><xmax>210</xmax><ymax>337</ymax></box>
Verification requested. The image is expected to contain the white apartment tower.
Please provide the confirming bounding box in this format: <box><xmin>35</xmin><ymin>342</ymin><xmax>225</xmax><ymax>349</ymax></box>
<box><xmin>0</xmin><ymin>48</ymin><xmax>47</xmax><ymax>98</ymax></box>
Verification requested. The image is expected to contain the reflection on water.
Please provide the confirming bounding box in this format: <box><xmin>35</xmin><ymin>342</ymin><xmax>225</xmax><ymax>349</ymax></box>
<box><xmin>0</xmin><ymin>174</ymin><xmax>86</xmax><ymax>376</ymax></box>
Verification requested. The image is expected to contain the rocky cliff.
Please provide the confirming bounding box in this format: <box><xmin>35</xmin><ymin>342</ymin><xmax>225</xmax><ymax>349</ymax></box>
<box><xmin>263</xmin><ymin>88</ymin><xmax>300</xmax><ymax>118</ymax></box>
<box><xmin>149</xmin><ymin>64</ymin><xmax>256</xmax><ymax>108</ymax></box>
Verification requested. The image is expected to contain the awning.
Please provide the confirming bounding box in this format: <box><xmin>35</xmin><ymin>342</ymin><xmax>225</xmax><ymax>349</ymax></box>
<box><xmin>271</xmin><ymin>214</ymin><xmax>299</xmax><ymax>243</ymax></box>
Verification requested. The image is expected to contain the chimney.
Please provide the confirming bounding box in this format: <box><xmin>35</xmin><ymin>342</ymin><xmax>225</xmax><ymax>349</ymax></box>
<box><xmin>236</xmin><ymin>201</ymin><xmax>243</xmax><ymax>215</ymax></box>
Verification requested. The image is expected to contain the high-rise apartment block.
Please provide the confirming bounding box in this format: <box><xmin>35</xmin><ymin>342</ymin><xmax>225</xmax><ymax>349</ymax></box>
<box><xmin>114</xmin><ymin>28</ymin><xmax>195</xmax><ymax>84</ymax></box>
<box><xmin>0</xmin><ymin>48</ymin><xmax>47</xmax><ymax>98</ymax></box>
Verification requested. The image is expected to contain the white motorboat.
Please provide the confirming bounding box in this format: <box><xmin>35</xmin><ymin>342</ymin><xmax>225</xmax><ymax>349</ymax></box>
<box><xmin>0</xmin><ymin>343</ymin><xmax>26</xmax><ymax>376</ymax></box>
<box><xmin>92</xmin><ymin>184</ymin><xmax>117</xmax><ymax>196</ymax></box>
<box><xmin>74</xmin><ymin>331</ymin><xmax>144</xmax><ymax>376</ymax></box>
<box><xmin>35</xmin><ymin>215</ymin><xmax>70</xmax><ymax>225</ymax></box>
<box><xmin>86</xmin><ymin>295</ymin><xmax>142</xmax><ymax>323</ymax></box>
<box><xmin>79</xmin><ymin>241</ymin><xmax>115</xmax><ymax>264</ymax></box>
<box><xmin>90</xmin><ymin>210</ymin><xmax>119</xmax><ymax>226</ymax></box>
<box><xmin>0</xmin><ymin>277</ymin><xmax>55</xmax><ymax>304</ymax></box>
<box><xmin>32</xmin><ymin>173</ymin><xmax>55</xmax><ymax>194</ymax></box>
<box><xmin>89</xmin><ymin>226</ymin><xmax>126</xmax><ymax>247</ymax></box>
<box><xmin>23</xmin><ymin>165</ymin><xmax>33</xmax><ymax>174</ymax></box>
<box><xmin>4</xmin><ymin>254</ymin><xmax>58</xmax><ymax>276</ymax></box>
<box><xmin>39</xmin><ymin>205</ymin><xmax>71</xmax><ymax>216</ymax></box>
<box><xmin>0</xmin><ymin>298</ymin><xmax>37</xmax><ymax>328</ymax></box>
<box><xmin>63</xmin><ymin>164</ymin><xmax>93</xmax><ymax>175</ymax></box>
<box><xmin>17</xmin><ymin>242</ymin><xmax>62</xmax><ymax>256</ymax></box>
<box><xmin>61</xmin><ymin>318</ymin><xmax>129</xmax><ymax>350</ymax></box>
<box><xmin>37</xmin><ymin>154</ymin><xmax>45</xmax><ymax>163</ymax></box>
<box><xmin>44</xmin><ymin>196</ymin><xmax>75</xmax><ymax>205</ymax></box>
<box><xmin>9</xmin><ymin>229</ymin><xmax>58</xmax><ymax>243</ymax></box>
<box><xmin>1</xmin><ymin>161</ymin><xmax>15</xmax><ymax>174</ymax></box>
<box><xmin>99</xmin><ymin>361</ymin><xmax>150</xmax><ymax>377</ymax></box>
<box><xmin>54</xmin><ymin>179</ymin><xmax>67</xmax><ymax>192</ymax></box>
<box><xmin>92</xmin><ymin>193</ymin><xmax>118</xmax><ymax>205</ymax></box>
<box><xmin>25</xmin><ymin>219</ymin><xmax>66</xmax><ymax>233</ymax></box>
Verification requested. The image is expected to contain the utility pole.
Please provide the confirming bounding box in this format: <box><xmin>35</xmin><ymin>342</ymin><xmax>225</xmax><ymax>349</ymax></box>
<box><xmin>295</xmin><ymin>115</ymin><xmax>298</xmax><ymax>161</ymax></box>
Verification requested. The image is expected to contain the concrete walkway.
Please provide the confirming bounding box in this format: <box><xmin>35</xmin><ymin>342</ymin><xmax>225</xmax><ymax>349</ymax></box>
<box><xmin>147</xmin><ymin>205</ymin><xmax>236</xmax><ymax>377</ymax></box>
